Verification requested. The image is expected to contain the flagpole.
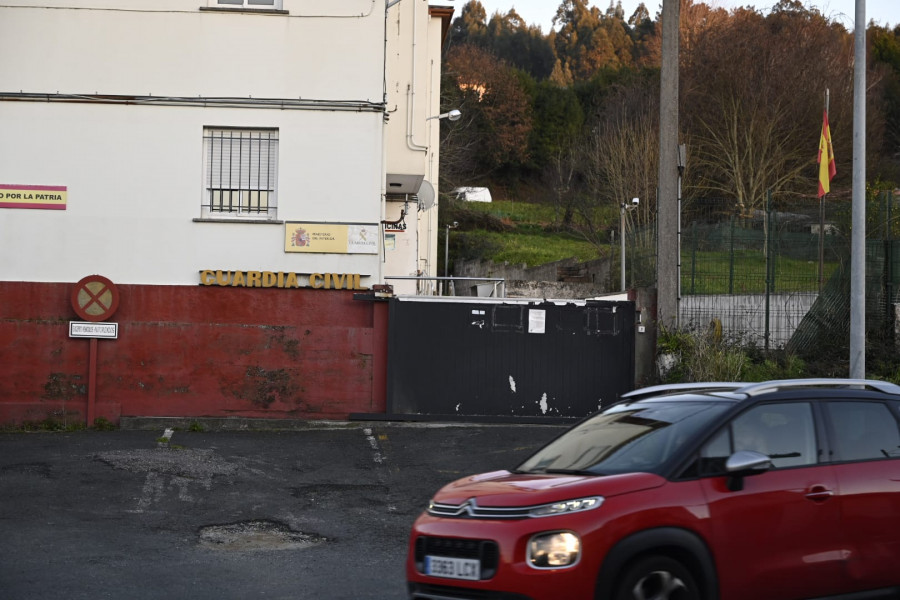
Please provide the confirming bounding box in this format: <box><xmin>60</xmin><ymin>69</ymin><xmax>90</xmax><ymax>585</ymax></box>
<box><xmin>819</xmin><ymin>89</ymin><xmax>829</xmax><ymax>295</ymax></box>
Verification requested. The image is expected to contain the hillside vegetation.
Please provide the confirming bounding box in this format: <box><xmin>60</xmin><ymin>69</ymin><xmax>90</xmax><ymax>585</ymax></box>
<box><xmin>441</xmin><ymin>198</ymin><xmax>613</xmax><ymax>268</ymax></box>
<box><xmin>439</xmin><ymin>0</ymin><xmax>900</xmax><ymax>256</ymax></box>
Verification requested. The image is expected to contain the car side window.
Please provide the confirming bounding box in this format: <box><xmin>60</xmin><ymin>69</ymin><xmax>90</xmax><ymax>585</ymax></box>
<box><xmin>825</xmin><ymin>402</ymin><xmax>900</xmax><ymax>461</ymax></box>
<box><xmin>731</xmin><ymin>403</ymin><xmax>817</xmax><ymax>467</ymax></box>
<box><xmin>694</xmin><ymin>403</ymin><xmax>817</xmax><ymax>476</ymax></box>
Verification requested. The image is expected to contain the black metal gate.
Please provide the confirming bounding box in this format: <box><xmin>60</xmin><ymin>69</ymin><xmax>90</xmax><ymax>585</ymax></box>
<box><xmin>384</xmin><ymin>297</ymin><xmax>635</xmax><ymax>422</ymax></box>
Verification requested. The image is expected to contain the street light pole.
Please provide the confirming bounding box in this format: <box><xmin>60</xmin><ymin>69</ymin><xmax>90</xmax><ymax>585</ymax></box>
<box><xmin>677</xmin><ymin>144</ymin><xmax>686</xmax><ymax>328</ymax></box>
<box><xmin>444</xmin><ymin>221</ymin><xmax>458</xmax><ymax>294</ymax></box>
<box><xmin>621</xmin><ymin>199</ymin><xmax>638</xmax><ymax>292</ymax></box>
<box><xmin>850</xmin><ymin>0</ymin><xmax>866</xmax><ymax>378</ymax></box>
<box><xmin>621</xmin><ymin>204</ymin><xmax>626</xmax><ymax>292</ymax></box>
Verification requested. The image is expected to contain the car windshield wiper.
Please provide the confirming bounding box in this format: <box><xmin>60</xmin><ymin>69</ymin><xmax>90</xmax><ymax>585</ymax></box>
<box><xmin>536</xmin><ymin>468</ymin><xmax>598</xmax><ymax>476</ymax></box>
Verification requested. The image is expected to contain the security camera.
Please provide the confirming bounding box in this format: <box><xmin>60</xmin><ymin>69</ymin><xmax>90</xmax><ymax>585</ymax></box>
<box><xmin>632</xmin><ymin>198</ymin><xmax>640</xmax><ymax>206</ymax></box>
<box><xmin>453</xmin><ymin>221</ymin><xmax>459</xmax><ymax>227</ymax></box>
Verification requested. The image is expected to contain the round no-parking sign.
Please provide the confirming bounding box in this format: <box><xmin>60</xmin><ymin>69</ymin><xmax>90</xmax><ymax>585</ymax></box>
<box><xmin>71</xmin><ymin>275</ymin><xmax>120</xmax><ymax>322</ymax></box>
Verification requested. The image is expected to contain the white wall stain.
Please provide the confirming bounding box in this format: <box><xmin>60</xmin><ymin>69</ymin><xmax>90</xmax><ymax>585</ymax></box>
<box><xmin>539</xmin><ymin>393</ymin><xmax>548</xmax><ymax>414</ymax></box>
<box><xmin>509</xmin><ymin>376</ymin><xmax>517</xmax><ymax>393</ymax></box>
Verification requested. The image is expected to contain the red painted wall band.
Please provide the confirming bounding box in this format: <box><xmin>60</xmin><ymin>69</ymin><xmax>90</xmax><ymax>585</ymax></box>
<box><xmin>0</xmin><ymin>281</ymin><xmax>386</xmax><ymax>425</ymax></box>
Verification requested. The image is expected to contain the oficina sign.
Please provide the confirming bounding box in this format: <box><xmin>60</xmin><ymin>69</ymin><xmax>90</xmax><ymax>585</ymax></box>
<box><xmin>199</xmin><ymin>270</ymin><xmax>369</xmax><ymax>290</ymax></box>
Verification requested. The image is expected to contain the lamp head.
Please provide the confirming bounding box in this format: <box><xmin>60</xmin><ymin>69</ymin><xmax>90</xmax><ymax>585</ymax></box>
<box><xmin>427</xmin><ymin>109</ymin><xmax>462</xmax><ymax>121</ymax></box>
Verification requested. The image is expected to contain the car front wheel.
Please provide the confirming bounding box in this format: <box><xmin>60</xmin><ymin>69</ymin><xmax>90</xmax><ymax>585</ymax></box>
<box><xmin>613</xmin><ymin>555</ymin><xmax>700</xmax><ymax>600</ymax></box>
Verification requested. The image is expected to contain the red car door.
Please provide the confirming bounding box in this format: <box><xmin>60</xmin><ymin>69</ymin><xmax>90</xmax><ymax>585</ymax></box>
<box><xmin>697</xmin><ymin>402</ymin><xmax>850</xmax><ymax>600</ymax></box>
<box><xmin>824</xmin><ymin>401</ymin><xmax>900</xmax><ymax>591</ymax></box>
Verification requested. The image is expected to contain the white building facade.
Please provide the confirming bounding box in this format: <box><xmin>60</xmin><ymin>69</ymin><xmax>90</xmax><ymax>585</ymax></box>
<box><xmin>0</xmin><ymin>0</ymin><xmax>451</xmax><ymax>425</ymax></box>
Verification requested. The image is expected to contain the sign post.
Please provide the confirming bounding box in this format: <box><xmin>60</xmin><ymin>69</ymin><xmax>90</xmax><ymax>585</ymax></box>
<box><xmin>70</xmin><ymin>275</ymin><xmax>120</xmax><ymax>426</ymax></box>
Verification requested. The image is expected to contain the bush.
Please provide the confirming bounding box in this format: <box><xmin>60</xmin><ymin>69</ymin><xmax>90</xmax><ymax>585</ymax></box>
<box><xmin>658</xmin><ymin>326</ymin><xmax>807</xmax><ymax>383</ymax></box>
<box><xmin>92</xmin><ymin>417</ymin><xmax>116</xmax><ymax>431</ymax></box>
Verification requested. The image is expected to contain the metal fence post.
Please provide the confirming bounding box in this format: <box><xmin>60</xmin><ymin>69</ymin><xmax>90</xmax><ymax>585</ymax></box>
<box><xmin>729</xmin><ymin>214</ymin><xmax>735</xmax><ymax>295</ymax></box>
<box><xmin>884</xmin><ymin>190</ymin><xmax>895</xmax><ymax>346</ymax></box>
<box><xmin>689</xmin><ymin>221</ymin><xmax>697</xmax><ymax>294</ymax></box>
<box><xmin>764</xmin><ymin>189</ymin><xmax>772</xmax><ymax>351</ymax></box>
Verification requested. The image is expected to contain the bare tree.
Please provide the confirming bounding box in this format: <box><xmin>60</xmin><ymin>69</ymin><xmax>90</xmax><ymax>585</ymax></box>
<box><xmin>542</xmin><ymin>143</ymin><xmax>578</xmax><ymax>227</ymax></box>
<box><xmin>691</xmin><ymin>96</ymin><xmax>812</xmax><ymax>216</ymax></box>
<box><xmin>577</xmin><ymin>77</ymin><xmax>659</xmax><ymax>250</ymax></box>
<box><xmin>682</xmin><ymin>2</ymin><xmax>858</xmax><ymax>212</ymax></box>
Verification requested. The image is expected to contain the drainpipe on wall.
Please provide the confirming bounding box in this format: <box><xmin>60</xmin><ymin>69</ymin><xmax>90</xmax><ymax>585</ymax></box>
<box><xmin>405</xmin><ymin>0</ymin><xmax>428</xmax><ymax>152</ymax></box>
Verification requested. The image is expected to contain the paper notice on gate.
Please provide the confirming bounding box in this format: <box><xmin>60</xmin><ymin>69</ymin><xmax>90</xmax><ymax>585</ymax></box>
<box><xmin>528</xmin><ymin>309</ymin><xmax>546</xmax><ymax>334</ymax></box>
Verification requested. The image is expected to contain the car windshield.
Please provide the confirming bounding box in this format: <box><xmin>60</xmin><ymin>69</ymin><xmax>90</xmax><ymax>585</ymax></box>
<box><xmin>516</xmin><ymin>400</ymin><xmax>730</xmax><ymax>475</ymax></box>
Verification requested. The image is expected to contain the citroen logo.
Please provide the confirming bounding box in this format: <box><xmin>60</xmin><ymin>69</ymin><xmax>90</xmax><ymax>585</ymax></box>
<box><xmin>449</xmin><ymin>498</ymin><xmax>478</xmax><ymax>517</ymax></box>
<box><xmin>463</xmin><ymin>498</ymin><xmax>477</xmax><ymax>516</ymax></box>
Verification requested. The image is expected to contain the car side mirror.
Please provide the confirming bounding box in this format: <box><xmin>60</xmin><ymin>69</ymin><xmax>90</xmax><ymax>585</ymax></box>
<box><xmin>725</xmin><ymin>450</ymin><xmax>772</xmax><ymax>491</ymax></box>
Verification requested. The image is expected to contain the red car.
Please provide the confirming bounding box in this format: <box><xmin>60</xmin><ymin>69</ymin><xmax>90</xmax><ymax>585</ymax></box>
<box><xmin>407</xmin><ymin>379</ymin><xmax>900</xmax><ymax>600</ymax></box>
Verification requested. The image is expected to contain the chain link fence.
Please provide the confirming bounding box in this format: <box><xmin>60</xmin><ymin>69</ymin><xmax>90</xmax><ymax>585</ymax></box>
<box><xmin>619</xmin><ymin>190</ymin><xmax>900</xmax><ymax>359</ymax></box>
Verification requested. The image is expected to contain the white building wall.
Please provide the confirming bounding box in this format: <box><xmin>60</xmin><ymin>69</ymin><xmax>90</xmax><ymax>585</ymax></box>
<box><xmin>0</xmin><ymin>102</ymin><xmax>384</xmax><ymax>284</ymax></box>
<box><xmin>382</xmin><ymin>2</ymin><xmax>450</xmax><ymax>294</ymax></box>
<box><xmin>0</xmin><ymin>0</ymin><xmax>384</xmax><ymax>99</ymax></box>
<box><xmin>0</xmin><ymin>0</ymin><xmax>390</xmax><ymax>286</ymax></box>
<box><xmin>419</xmin><ymin>12</ymin><xmax>448</xmax><ymax>283</ymax></box>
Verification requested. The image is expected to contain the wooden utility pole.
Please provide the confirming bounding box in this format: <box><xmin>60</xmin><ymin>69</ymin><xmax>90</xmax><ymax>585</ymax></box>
<box><xmin>657</xmin><ymin>0</ymin><xmax>680</xmax><ymax>330</ymax></box>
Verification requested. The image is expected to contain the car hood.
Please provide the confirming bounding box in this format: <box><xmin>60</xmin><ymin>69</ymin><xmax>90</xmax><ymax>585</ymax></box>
<box><xmin>432</xmin><ymin>470</ymin><xmax>666</xmax><ymax>507</ymax></box>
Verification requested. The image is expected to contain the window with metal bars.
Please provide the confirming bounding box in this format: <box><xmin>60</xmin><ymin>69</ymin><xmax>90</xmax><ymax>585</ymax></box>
<box><xmin>202</xmin><ymin>128</ymin><xmax>278</xmax><ymax>220</ymax></box>
<box><xmin>210</xmin><ymin>0</ymin><xmax>283</xmax><ymax>9</ymax></box>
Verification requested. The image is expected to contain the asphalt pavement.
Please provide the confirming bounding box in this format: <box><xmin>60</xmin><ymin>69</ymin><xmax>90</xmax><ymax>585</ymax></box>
<box><xmin>0</xmin><ymin>420</ymin><xmax>565</xmax><ymax>600</ymax></box>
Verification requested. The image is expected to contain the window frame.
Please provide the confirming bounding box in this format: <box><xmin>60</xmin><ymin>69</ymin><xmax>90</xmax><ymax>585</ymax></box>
<box><xmin>206</xmin><ymin>0</ymin><xmax>284</xmax><ymax>10</ymax></box>
<box><xmin>200</xmin><ymin>127</ymin><xmax>279</xmax><ymax>222</ymax></box>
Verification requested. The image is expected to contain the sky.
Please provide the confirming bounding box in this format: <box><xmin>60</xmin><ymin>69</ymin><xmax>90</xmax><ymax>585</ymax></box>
<box><xmin>457</xmin><ymin>0</ymin><xmax>900</xmax><ymax>33</ymax></box>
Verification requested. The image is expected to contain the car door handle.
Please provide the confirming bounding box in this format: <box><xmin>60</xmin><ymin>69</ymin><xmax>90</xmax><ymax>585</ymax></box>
<box><xmin>805</xmin><ymin>486</ymin><xmax>834</xmax><ymax>502</ymax></box>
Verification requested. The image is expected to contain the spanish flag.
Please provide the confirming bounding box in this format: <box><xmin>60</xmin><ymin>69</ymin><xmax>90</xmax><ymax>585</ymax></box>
<box><xmin>817</xmin><ymin>110</ymin><xmax>836</xmax><ymax>197</ymax></box>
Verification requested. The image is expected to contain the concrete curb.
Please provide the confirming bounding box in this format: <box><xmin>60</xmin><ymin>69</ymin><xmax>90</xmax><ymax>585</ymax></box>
<box><xmin>118</xmin><ymin>416</ymin><xmax>362</xmax><ymax>432</ymax></box>
<box><xmin>119</xmin><ymin>416</ymin><xmax>570</xmax><ymax>432</ymax></box>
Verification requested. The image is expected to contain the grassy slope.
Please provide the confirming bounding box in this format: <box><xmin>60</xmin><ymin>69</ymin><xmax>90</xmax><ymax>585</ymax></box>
<box><xmin>452</xmin><ymin>199</ymin><xmax>833</xmax><ymax>294</ymax></box>
<box><xmin>451</xmin><ymin>199</ymin><xmax>606</xmax><ymax>266</ymax></box>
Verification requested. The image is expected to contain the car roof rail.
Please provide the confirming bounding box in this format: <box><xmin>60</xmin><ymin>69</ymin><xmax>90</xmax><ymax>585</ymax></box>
<box><xmin>621</xmin><ymin>382</ymin><xmax>745</xmax><ymax>400</ymax></box>
<box><xmin>737</xmin><ymin>378</ymin><xmax>900</xmax><ymax>397</ymax></box>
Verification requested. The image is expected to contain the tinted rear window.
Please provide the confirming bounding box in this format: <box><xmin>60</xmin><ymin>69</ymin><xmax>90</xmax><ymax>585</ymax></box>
<box><xmin>826</xmin><ymin>402</ymin><xmax>900</xmax><ymax>461</ymax></box>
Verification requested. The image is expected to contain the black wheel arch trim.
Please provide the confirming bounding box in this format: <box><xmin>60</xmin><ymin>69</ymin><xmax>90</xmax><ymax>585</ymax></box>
<box><xmin>594</xmin><ymin>527</ymin><xmax>719</xmax><ymax>600</ymax></box>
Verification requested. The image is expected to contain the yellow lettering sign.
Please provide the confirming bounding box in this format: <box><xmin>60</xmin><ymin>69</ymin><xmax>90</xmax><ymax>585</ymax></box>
<box><xmin>198</xmin><ymin>271</ymin><xmax>368</xmax><ymax>291</ymax></box>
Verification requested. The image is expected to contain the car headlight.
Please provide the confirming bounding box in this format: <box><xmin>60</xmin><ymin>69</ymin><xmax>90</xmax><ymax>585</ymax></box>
<box><xmin>528</xmin><ymin>496</ymin><xmax>603</xmax><ymax>517</ymax></box>
<box><xmin>529</xmin><ymin>531</ymin><xmax>581</xmax><ymax>568</ymax></box>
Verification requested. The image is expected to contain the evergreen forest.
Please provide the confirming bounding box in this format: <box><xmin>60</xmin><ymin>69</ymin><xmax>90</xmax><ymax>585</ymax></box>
<box><xmin>438</xmin><ymin>0</ymin><xmax>900</xmax><ymax>262</ymax></box>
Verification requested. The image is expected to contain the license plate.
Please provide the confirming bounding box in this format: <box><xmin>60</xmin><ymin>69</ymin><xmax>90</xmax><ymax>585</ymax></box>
<box><xmin>424</xmin><ymin>555</ymin><xmax>481</xmax><ymax>581</ymax></box>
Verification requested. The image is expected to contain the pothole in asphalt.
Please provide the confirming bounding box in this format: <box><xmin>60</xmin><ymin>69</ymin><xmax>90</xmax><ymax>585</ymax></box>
<box><xmin>199</xmin><ymin>520</ymin><xmax>327</xmax><ymax>551</ymax></box>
